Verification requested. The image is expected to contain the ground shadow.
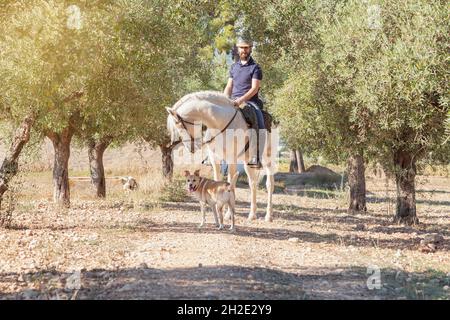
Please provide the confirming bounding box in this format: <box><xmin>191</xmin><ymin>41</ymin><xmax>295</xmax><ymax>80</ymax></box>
<box><xmin>1</xmin><ymin>266</ymin><xmax>448</xmax><ymax>300</ymax></box>
<box><xmin>120</xmin><ymin>219</ymin><xmax>450</xmax><ymax>252</ymax></box>
<box><xmin>366</xmin><ymin>196</ymin><xmax>450</xmax><ymax>207</ymax></box>
<box><xmin>139</xmin><ymin>200</ymin><xmax>450</xmax><ymax>242</ymax></box>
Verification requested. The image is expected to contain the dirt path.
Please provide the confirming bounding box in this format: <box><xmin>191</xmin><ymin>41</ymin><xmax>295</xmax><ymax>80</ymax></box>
<box><xmin>0</xmin><ymin>176</ymin><xmax>449</xmax><ymax>299</ymax></box>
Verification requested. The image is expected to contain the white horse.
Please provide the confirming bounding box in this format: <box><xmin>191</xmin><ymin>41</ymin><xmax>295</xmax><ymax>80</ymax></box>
<box><xmin>166</xmin><ymin>91</ymin><xmax>276</xmax><ymax>222</ymax></box>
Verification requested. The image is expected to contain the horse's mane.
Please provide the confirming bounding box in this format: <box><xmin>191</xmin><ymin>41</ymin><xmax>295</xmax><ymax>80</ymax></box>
<box><xmin>171</xmin><ymin>91</ymin><xmax>234</xmax><ymax>111</ymax></box>
<box><xmin>168</xmin><ymin>91</ymin><xmax>234</xmax><ymax>144</ymax></box>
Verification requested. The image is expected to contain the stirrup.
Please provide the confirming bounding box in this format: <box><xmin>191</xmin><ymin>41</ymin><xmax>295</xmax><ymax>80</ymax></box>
<box><xmin>247</xmin><ymin>156</ymin><xmax>262</xmax><ymax>169</ymax></box>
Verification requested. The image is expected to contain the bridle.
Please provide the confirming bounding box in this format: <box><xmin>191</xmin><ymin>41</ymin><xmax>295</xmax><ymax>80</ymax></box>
<box><xmin>176</xmin><ymin>115</ymin><xmax>200</xmax><ymax>153</ymax></box>
<box><xmin>170</xmin><ymin>108</ymin><xmax>239</xmax><ymax>154</ymax></box>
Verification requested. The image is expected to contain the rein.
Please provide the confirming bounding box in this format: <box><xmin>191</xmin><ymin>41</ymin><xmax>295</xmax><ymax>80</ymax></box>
<box><xmin>174</xmin><ymin>108</ymin><xmax>239</xmax><ymax>154</ymax></box>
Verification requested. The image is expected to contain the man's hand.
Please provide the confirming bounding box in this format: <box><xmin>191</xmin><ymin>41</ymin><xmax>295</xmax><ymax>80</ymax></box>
<box><xmin>233</xmin><ymin>98</ymin><xmax>243</xmax><ymax>107</ymax></box>
<box><xmin>233</xmin><ymin>79</ymin><xmax>260</xmax><ymax>107</ymax></box>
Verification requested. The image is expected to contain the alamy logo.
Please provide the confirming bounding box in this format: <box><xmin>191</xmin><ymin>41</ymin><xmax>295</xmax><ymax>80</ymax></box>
<box><xmin>172</xmin><ymin>125</ymin><xmax>281</xmax><ymax>173</ymax></box>
<box><xmin>65</xmin><ymin>270</ymin><xmax>82</xmax><ymax>290</ymax></box>
<box><xmin>366</xmin><ymin>265</ymin><xmax>381</xmax><ymax>290</ymax></box>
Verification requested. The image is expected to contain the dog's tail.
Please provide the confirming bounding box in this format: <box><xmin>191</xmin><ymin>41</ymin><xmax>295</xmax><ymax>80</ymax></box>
<box><xmin>227</xmin><ymin>172</ymin><xmax>239</xmax><ymax>192</ymax></box>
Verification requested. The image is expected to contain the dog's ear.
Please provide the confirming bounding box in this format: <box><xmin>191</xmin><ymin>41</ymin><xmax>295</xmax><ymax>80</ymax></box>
<box><xmin>194</xmin><ymin>169</ymin><xmax>200</xmax><ymax>176</ymax></box>
<box><xmin>184</xmin><ymin>170</ymin><xmax>190</xmax><ymax>177</ymax></box>
<box><xmin>120</xmin><ymin>177</ymin><xmax>127</xmax><ymax>185</ymax></box>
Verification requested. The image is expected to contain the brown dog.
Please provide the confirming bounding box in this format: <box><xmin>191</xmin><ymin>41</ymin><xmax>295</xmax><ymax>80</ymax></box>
<box><xmin>184</xmin><ymin>169</ymin><xmax>239</xmax><ymax>231</ymax></box>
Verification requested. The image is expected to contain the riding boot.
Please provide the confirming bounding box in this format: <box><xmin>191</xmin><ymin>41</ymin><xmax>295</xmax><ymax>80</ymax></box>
<box><xmin>247</xmin><ymin>127</ymin><xmax>262</xmax><ymax>168</ymax></box>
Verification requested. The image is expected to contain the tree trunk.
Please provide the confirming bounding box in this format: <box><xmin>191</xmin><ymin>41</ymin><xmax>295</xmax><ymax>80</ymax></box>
<box><xmin>295</xmin><ymin>149</ymin><xmax>306</xmax><ymax>173</ymax></box>
<box><xmin>88</xmin><ymin>136</ymin><xmax>112</xmax><ymax>198</ymax></box>
<box><xmin>347</xmin><ymin>153</ymin><xmax>367</xmax><ymax>212</ymax></box>
<box><xmin>289</xmin><ymin>150</ymin><xmax>298</xmax><ymax>173</ymax></box>
<box><xmin>393</xmin><ymin>150</ymin><xmax>418</xmax><ymax>225</ymax></box>
<box><xmin>47</xmin><ymin>128</ymin><xmax>73</xmax><ymax>208</ymax></box>
<box><xmin>159</xmin><ymin>143</ymin><xmax>175</xmax><ymax>181</ymax></box>
<box><xmin>0</xmin><ymin>116</ymin><xmax>34</xmax><ymax>209</ymax></box>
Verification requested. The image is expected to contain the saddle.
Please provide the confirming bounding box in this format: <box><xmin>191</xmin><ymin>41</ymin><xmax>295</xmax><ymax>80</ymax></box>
<box><xmin>238</xmin><ymin>103</ymin><xmax>274</xmax><ymax>132</ymax></box>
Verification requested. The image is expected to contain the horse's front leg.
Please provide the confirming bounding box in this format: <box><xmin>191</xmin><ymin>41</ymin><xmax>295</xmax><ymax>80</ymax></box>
<box><xmin>210</xmin><ymin>156</ymin><xmax>221</xmax><ymax>181</ymax></box>
<box><xmin>224</xmin><ymin>163</ymin><xmax>237</xmax><ymax>220</ymax></box>
<box><xmin>244</xmin><ymin>165</ymin><xmax>259</xmax><ymax>220</ymax></box>
<box><xmin>209</xmin><ymin>152</ymin><xmax>224</xmax><ymax>224</ymax></box>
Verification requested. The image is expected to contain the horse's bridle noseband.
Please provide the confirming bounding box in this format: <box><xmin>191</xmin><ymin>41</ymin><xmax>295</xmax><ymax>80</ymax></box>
<box><xmin>176</xmin><ymin>115</ymin><xmax>200</xmax><ymax>153</ymax></box>
<box><xmin>170</xmin><ymin>108</ymin><xmax>239</xmax><ymax>154</ymax></box>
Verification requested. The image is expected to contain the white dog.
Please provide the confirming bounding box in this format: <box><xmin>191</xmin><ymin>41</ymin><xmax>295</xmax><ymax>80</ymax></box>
<box><xmin>121</xmin><ymin>176</ymin><xmax>138</xmax><ymax>191</ymax></box>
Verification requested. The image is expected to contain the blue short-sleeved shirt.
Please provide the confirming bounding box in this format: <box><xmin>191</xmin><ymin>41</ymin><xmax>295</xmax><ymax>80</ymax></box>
<box><xmin>229</xmin><ymin>56</ymin><xmax>262</xmax><ymax>103</ymax></box>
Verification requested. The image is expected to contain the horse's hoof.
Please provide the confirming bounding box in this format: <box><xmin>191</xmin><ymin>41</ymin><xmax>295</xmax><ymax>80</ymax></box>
<box><xmin>198</xmin><ymin>223</ymin><xmax>205</xmax><ymax>228</ymax></box>
<box><xmin>248</xmin><ymin>214</ymin><xmax>257</xmax><ymax>221</ymax></box>
<box><xmin>218</xmin><ymin>224</ymin><xmax>224</xmax><ymax>230</ymax></box>
<box><xmin>229</xmin><ymin>226</ymin><xmax>235</xmax><ymax>232</ymax></box>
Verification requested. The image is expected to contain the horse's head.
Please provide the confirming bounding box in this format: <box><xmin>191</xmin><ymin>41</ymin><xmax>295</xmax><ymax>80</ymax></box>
<box><xmin>166</xmin><ymin>107</ymin><xmax>182</xmax><ymax>145</ymax></box>
<box><xmin>166</xmin><ymin>91</ymin><xmax>235</xmax><ymax>153</ymax></box>
<box><xmin>166</xmin><ymin>107</ymin><xmax>202</xmax><ymax>153</ymax></box>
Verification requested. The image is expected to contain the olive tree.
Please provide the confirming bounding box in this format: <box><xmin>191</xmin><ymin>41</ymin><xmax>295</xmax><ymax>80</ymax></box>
<box><xmin>272</xmin><ymin>0</ymin><xmax>449</xmax><ymax>222</ymax></box>
<box><xmin>0</xmin><ymin>1</ymin><xmax>120</xmax><ymax>206</ymax></box>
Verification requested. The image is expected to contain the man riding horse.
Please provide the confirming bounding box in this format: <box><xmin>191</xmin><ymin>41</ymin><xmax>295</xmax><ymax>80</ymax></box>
<box><xmin>166</xmin><ymin>38</ymin><xmax>276</xmax><ymax>222</ymax></box>
<box><xmin>202</xmin><ymin>37</ymin><xmax>265</xmax><ymax>168</ymax></box>
<box><xmin>224</xmin><ymin>37</ymin><xmax>265</xmax><ymax>168</ymax></box>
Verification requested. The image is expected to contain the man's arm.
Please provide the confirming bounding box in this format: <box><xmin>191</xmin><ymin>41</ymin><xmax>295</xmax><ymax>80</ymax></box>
<box><xmin>234</xmin><ymin>79</ymin><xmax>260</xmax><ymax>106</ymax></box>
<box><xmin>224</xmin><ymin>78</ymin><xmax>233</xmax><ymax>98</ymax></box>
